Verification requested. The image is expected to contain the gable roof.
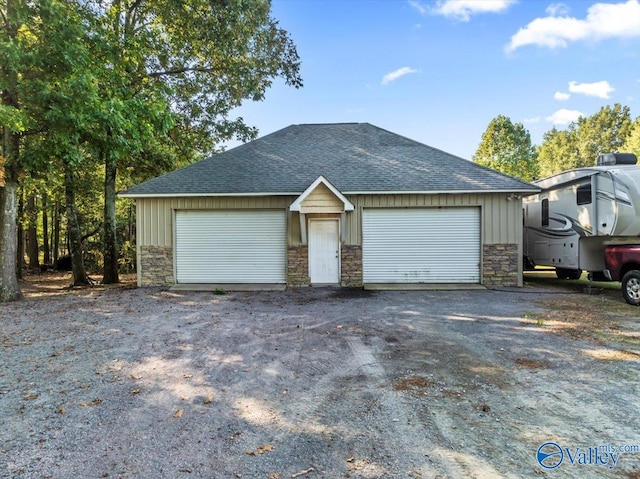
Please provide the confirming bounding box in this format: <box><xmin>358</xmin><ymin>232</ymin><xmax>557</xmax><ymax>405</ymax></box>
<box><xmin>120</xmin><ymin>123</ymin><xmax>538</xmax><ymax>197</ymax></box>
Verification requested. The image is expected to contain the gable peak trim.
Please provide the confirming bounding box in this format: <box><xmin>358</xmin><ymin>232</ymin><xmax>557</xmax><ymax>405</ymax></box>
<box><xmin>289</xmin><ymin>175</ymin><xmax>355</xmax><ymax>212</ymax></box>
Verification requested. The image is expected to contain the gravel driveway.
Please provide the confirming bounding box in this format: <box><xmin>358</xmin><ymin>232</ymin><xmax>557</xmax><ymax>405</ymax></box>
<box><xmin>1</xmin><ymin>283</ymin><xmax>639</xmax><ymax>478</ymax></box>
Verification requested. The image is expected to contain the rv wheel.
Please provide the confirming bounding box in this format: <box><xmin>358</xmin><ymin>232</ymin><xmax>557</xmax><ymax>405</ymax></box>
<box><xmin>621</xmin><ymin>270</ymin><xmax>640</xmax><ymax>306</ymax></box>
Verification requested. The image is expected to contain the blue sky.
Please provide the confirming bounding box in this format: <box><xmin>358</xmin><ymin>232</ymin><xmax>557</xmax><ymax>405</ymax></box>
<box><xmin>231</xmin><ymin>0</ymin><xmax>640</xmax><ymax>160</ymax></box>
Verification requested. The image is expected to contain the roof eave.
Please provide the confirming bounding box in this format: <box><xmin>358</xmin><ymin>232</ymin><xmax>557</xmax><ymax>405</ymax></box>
<box><xmin>119</xmin><ymin>188</ymin><xmax>540</xmax><ymax>199</ymax></box>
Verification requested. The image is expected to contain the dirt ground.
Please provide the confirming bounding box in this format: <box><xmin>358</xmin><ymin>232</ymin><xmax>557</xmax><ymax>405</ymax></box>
<box><xmin>1</xmin><ymin>272</ymin><xmax>640</xmax><ymax>478</ymax></box>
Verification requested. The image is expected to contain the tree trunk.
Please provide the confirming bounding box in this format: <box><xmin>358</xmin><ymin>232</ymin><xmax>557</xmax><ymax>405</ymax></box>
<box><xmin>63</xmin><ymin>162</ymin><xmax>90</xmax><ymax>286</ymax></box>
<box><xmin>16</xmin><ymin>188</ymin><xmax>24</xmax><ymax>279</ymax></box>
<box><xmin>0</xmin><ymin>179</ymin><xmax>23</xmax><ymax>301</ymax></box>
<box><xmin>102</xmin><ymin>150</ymin><xmax>119</xmax><ymax>283</ymax></box>
<box><xmin>0</xmin><ymin>0</ymin><xmax>24</xmax><ymax>301</ymax></box>
<box><xmin>53</xmin><ymin>199</ymin><xmax>60</xmax><ymax>263</ymax></box>
<box><xmin>26</xmin><ymin>192</ymin><xmax>39</xmax><ymax>268</ymax></box>
<box><xmin>42</xmin><ymin>191</ymin><xmax>50</xmax><ymax>265</ymax></box>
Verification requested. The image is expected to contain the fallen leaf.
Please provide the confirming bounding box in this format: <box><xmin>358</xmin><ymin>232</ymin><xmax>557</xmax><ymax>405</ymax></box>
<box><xmin>129</xmin><ymin>374</ymin><xmax>142</xmax><ymax>380</ymax></box>
<box><xmin>246</xmin><ymin>444</ymin><xmax>274</xmax><ymax>455</ymax></box>
<box><xmin>23</xmin><ymin>394</ymin><xmax>39</xmax><ymax>401</ymax></box>
<box><xmin>183</xmin><ymin>374</ymin><xmax>193</xmax><ymax>379</ymax></box>
<box><xmin>203</xmin><ymin>396</ymin><xmax>213</xmax><ymax>404</ymax></box>
<box><xmin>131</xmin><ymin>389</ymin><xmax>140</xmax><ymax>395</ymax></box>
<box><xmin>346</xmin><ymin>455</ymin><xmax>355</xmax><ymax>463</ymax></box>
<box><xmin>173</xmin><ymin>409</ymin><xmax>184</xmax><ymax>418</ymax></box>
<box><xmin>268</xmin><ymin>473</ymin><xmax>280</xmax><ymax>479</ymax></box>
<box><xmin>57</xmin><ymin>407</ymin><xmax>66</xmax><ymax>414</ymax></box>
<box><xmin>91</xmin><ymin>398</ymin><xmax>103</xmax><ymax>405</ymax></box>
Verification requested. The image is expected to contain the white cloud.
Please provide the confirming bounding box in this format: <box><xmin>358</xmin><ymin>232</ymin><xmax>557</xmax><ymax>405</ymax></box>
<box><xmin>554</xmin><ymin>91</ymin><xmax>571</xmax><ymax>101</ymax></box>
<box><xmin>408</xmin><ymin>0</ymin><xmax>428</xmax><ymax>15</ymax></box>
<box><xmin>546</xmin><ymin>3</ymin><xmax>570</xmax><ymax>16</ymax></box>
<box><xmin>568</xmin><ymin>80</ymin><xmax>615</xmax><ymax>99</ymax></box>
<box><xmin>506</xmin><ymin>0</ymin><xmax>640</xmax><ymax>52</ymax></box>
<box><xmin>381</xmin><ymin>67</ymin><xmax>418</xmax><ymax>85</ymax></box>
<box><xmin>546</xmin><ymin>109</ymin><xmax>584</xmax><ymax>125</ymax></box>
<box><xmin>411</xmin><ymin>0</ymin><xmax>515</xmax><ymax>21</ymax></box>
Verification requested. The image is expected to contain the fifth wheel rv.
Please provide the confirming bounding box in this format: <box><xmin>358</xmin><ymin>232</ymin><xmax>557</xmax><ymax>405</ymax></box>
<box><xmin>523</xmin><ymin>152</ymin><xmax>640</xmax><ymax>305</ymax></box>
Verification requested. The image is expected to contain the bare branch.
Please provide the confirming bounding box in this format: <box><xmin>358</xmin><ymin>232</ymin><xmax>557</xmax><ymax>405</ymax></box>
<box><xmin>147</xmin><ymin>66</ymin><xmax>215</xmax><ymax>78</ymax></box>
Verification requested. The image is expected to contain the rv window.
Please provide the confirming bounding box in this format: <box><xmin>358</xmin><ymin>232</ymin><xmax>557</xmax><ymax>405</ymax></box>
<box><xmin>542</xmin><ymin>199</ymin><xmax>549</xmax><ymax>227</ymax></box>
<box><xmin>577</xmin><ymin>183</ymin><xmax>592</xmax><ymax>205</ymax></box>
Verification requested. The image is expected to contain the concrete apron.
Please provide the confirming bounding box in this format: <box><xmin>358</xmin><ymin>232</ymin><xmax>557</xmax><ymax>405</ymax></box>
<box><xmin>170</xmin><ymin>283</ymin><xmax>287</xmax><ymax>292</ymax></box>
<box><xmin>364</xmin><ymin>283</ymin><xmax>487</xmax><ymax>291</ymax></box>
<box><xmin>171</xmin><ymin>283</ymin><xmax>487</xmax><ymax>292</ymax></box>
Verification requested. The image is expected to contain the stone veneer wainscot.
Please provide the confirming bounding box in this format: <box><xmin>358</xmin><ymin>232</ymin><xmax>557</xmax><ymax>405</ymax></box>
<box><xmin>139</xmin><ymin>246</ymin><xmax>174</xmax><ymax>286</ymax></box>
<box><xmin>482</xmin><ymin>243</ymin><xmax>519</xmax><ymax>287</ymax></box>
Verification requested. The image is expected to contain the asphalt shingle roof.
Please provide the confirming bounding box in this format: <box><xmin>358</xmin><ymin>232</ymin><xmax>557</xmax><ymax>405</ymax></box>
<box><xmin>120</xmin><ymin>123</ymin><xmax>538</xmax><ymax>196</ymax></box>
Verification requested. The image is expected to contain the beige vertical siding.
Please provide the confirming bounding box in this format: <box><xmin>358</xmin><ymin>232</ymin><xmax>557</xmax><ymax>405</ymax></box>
<box><xmin>344</xmin><ymin>193</ymin><xmax>522</xmax><ymax>246</ymax></box>
<box><xmin>299</xmin><ymin>183</ymin><xmax>344</xmax><ymax>213</ymax></box>
<box><xmin>136</xmin><ymin>196</ymin><xmax>296</xmax><ymax>247</ymax></box>
<box><xmin>136</xmin><ymin>192</ymin><xmax>522</xmax><ymax>248</ymax></box>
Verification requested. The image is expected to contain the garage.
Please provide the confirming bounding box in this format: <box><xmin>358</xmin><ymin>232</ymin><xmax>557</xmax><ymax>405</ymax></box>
<box><xmin>174</xmin><ymin>210</ymin><xmax>286</xmax><ymax>284</ymax></box>
<box><xmin>362</xmin><ymin>207</ymin><xmax>481</xmax><ymax>284</ymax></box>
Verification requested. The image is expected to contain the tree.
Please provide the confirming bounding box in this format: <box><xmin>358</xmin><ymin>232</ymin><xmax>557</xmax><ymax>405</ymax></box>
<box><xmin>473</xmin><ymin>115</ymin><xmax>538</xmax><ymax>181</ymax></box>
<box><xmin>537</xmin><ymin>104</ymin><xmax>634</xmax><ymax>176</ymax></box>
<box><xmin>536</xmin><ymin>126</ymin><xmax>579</xmax><ymax>178</ymax></box>
<box><xmin>1</xmin><ymin>0</ymin><xmax>303</xmax><ymax>298</ymax></box>
<box><xmin>2</xmin><ymin>0</ymin><xmax>102</xmax><ymax>292</ymax></box>
<box><xmin>87</xmin><ymin>0</ymin><xmax>303</xmax><ymax>284</ymax></box>
<box><xmin>622</xmin><ymin>117</ymin><xmax>640</xmax><ymax>158</ymax></box>
<box><xmin>0</xmin><ymin>0</ymin><xmax>27</xmax><ymax>301</ymax></box>
<box><xmin>575</xmin><ymin>104</ymin><xmax>632</xmax><ymax>167</ymax></box>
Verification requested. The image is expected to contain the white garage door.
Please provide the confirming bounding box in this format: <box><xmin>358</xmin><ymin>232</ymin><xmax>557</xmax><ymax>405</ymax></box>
<box><xmin>362</xmin><ymin>208</ymin><xmax>480</xmax><ymax>284</ymax></box>
<box><xmin>175</xmin><ymin>210</ymin><xmax>286</xmax><ymax>283</ymax></box>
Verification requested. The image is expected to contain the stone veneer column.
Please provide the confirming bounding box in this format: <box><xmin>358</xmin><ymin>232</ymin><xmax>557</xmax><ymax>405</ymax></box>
<box><xmin>287</xmin><ymin>246</ymin><xmax>310</xmax><ymax>286</ymax></box>
<box><xmin>341</xmin><ymin>245</ymin><xmax>363</xmax><ymax>287</ymax></box>
<box><xmin>482</xmin><ymin>243</ymin><xmax>519</xmax><ymax>287</ymax></box>
<box><xmin>139</xmin><ymin>246</ymin><xmax>174</xmax><ymax>286</ymax></box>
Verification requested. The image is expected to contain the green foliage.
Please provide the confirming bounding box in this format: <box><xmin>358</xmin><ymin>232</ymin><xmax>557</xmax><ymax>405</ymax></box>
<box><xmin>537</xmin><ymin>127</ymin><xmax>579</xmax><ymax>178</ymax></box>
<box><xmin>575</xmin><ymin>104</ymin><xmax>633</xmax><ymax>166</ymax></box>
<box><xmin>537</xmin><ymin>104</ymin><xmax>634</xmax><ymax>177</ymax></box>
<box><xmin>622</xmin><ymin>117</ymin><xmax>640</xmax><ymax>158</ymax></box>
<box><xmin>2</xmin><ymin>0</ymin><xmax>303</xmax><ymax>289</ymax></box>
<box><xmin>473</xmin><ymin>115</ymin><xmax>538</xmax><ymax>181</ymax></box>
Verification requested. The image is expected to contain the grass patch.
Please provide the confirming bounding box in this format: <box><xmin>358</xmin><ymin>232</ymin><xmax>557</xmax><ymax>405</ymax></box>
<box><xmin>522</xmin><ymin>311</ymin><xmax>544</xmax><ymax>327</ymax></box>
<box><xmin>534</xmin><ymin>295</ymin><xmax>640</xmax><ymax>348</ymax></box>
<box><xmin>523</xmin><ymin>269</ymin><xmax>640</xmax><ymax>352</ymax></box>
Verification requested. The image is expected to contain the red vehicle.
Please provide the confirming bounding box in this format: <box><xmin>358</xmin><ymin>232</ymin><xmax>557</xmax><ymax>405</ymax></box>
<box><xmin>604</xmin><ymin>245</ymin><xmax>640</xmax><ymax>306</ymax></box>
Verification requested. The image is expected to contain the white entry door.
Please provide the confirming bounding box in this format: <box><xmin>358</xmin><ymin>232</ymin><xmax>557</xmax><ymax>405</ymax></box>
<box><xmin>308</xmin><ymin>219</ymin><xmax>340</xmax><ymax>284</ymax></box>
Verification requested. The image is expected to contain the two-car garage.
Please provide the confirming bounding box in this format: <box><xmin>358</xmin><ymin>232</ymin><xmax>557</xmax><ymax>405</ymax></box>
<box><xmin>123</xmin><ymin>123</ymin><xmax>531</xmax><ymax>289</ymax></box>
